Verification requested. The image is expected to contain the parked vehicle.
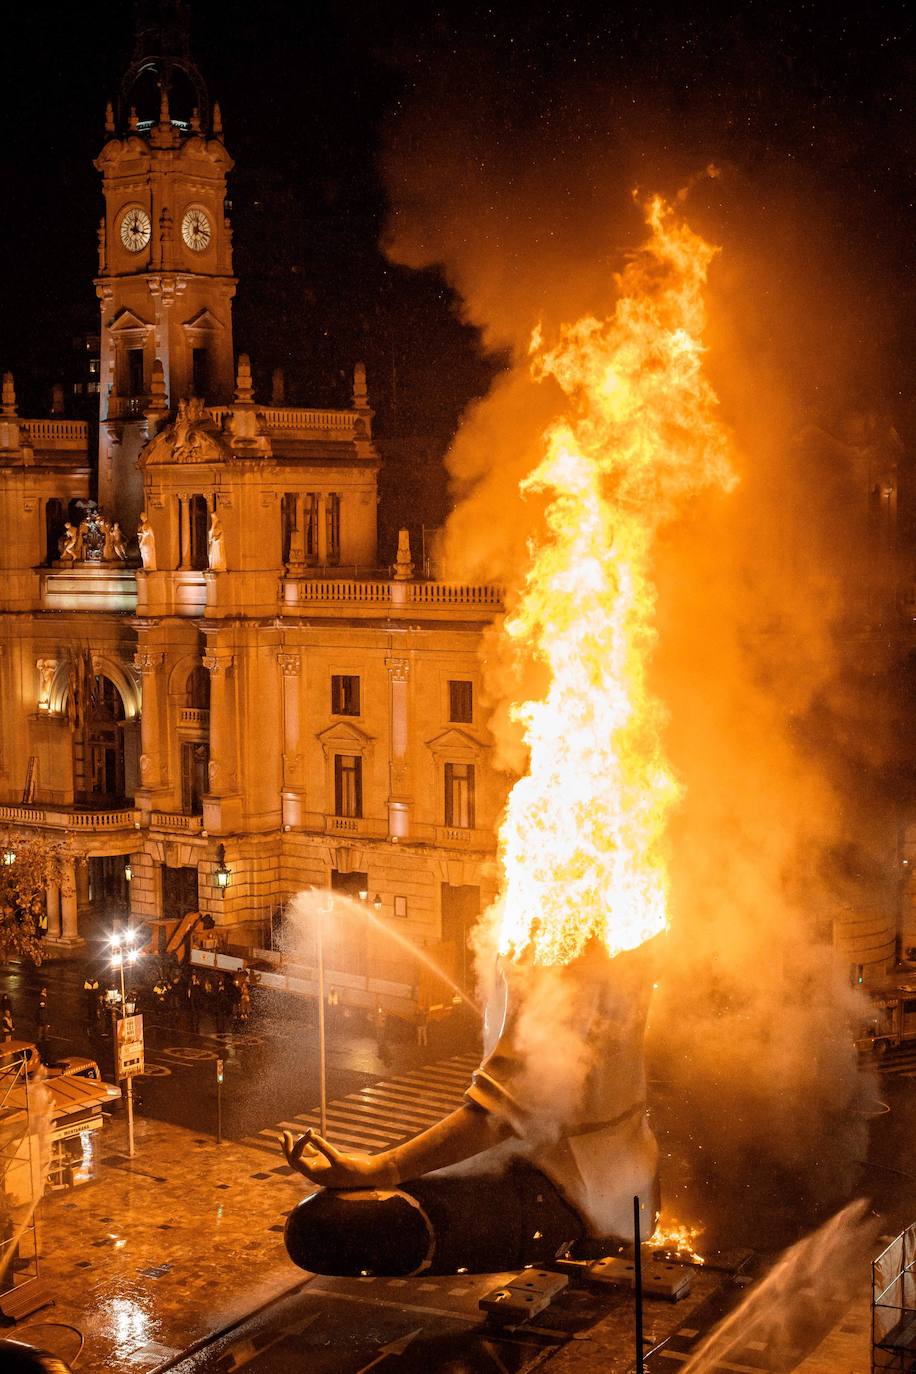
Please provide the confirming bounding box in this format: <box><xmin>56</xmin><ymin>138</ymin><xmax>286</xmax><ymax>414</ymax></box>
<box><xmin>856</xmin><ymin>981</ymin><xmax>916</xmax><ymax>1055</ymax></box>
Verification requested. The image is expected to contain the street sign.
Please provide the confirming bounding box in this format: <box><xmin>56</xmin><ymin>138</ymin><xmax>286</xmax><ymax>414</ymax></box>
<box><xmin>116</xmin><ymin>1013</ymin><xmax>144</xmax><ymax>1079</ymax></box>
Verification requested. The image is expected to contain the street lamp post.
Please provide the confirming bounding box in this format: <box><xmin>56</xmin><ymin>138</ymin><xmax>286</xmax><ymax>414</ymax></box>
<box><xmin>317</xmin><ymin>898</ymin><xmax>329</xmax><ymax>1138</ymax></box>
<box><xmin>110</xmin><ymin>927</ymin><xmax>138</xmax><ymax>1159</ymax></box>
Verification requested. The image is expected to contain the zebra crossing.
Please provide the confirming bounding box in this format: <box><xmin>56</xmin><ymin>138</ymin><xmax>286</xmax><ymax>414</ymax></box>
<box><xmin>241</xmin><ymin>1053</ymin><xmax>479</xmax><ymax>1160</ymax></box>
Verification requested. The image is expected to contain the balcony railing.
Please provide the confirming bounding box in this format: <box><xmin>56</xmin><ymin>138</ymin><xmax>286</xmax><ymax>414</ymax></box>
<box><xmin>283</xmin><ymin>579</ymin><xmax>504</xmax><ymax>611</ymax></box>
<box><xmin>178</xmin><ymin>708</ymin><xmax>210</xmax><ymax>729</ymax></box>
<box><xmin>0</xmin><ymin>804</ymin><xmax>139</xmax><ymax>831</ymax></box>
<box><xmin>149</xmin><ymin>812</ymin><xmax>204</xmax><ymax>832</ymax></box>
<box><xmin>21</xmin><ymin>419</ymin><xmax>90</xmax><ymax>447</ymax></box>
<box><xmin>327</xmin><ymin>815</ymin><xmax>364</xmax><ymax>835</ymax></box>
<box><xmin>208</xmin><ymin>405</ymin><xmax>360</xmax><ymax>436</ymax></box>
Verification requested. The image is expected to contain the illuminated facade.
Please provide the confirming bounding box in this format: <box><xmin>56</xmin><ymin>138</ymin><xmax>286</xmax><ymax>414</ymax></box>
<box><xmin>0</xmin><ymin>25</ymin><xmax>504</xmax><ymax>993</ymax></box>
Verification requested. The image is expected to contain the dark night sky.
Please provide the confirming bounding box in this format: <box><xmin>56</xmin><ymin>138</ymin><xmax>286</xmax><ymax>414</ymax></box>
<box><xmin>0</xmin><ymin>1</ymin><xmax>912</xmax><ymax>538</ymax></box>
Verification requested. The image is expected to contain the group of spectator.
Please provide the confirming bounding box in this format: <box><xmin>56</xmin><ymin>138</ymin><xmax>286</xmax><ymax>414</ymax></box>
<box><xmin>82</xmin><ymin>964</ymin><xmax>257</xmax><ymax>1037</ymax></box>
<box><xmin>149</xmin><ymin>966</ymin><xmax>255</xmax><ymax>1034</ymax></box>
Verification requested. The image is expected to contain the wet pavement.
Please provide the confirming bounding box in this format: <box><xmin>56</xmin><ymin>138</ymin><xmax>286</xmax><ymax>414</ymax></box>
<box><xmin>12</xmin><ymin>1114</ymin><xmax>308</xmax><ymax>1370</ymax></box>
<box><xmin>0</xmin><ymin>950</ymin><xmax>909</xmax><ymax>1372</ymax></box>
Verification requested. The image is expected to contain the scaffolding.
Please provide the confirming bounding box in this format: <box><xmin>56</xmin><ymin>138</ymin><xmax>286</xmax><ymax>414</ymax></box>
<box><xmin>873</xmin><ymin>1223</ymin><xmax>916</xmax><ymax>1373</ymax></box>
<box><xmin>0</xmin><ymin>1049</ymin><xmax>42</xmax><ymax>1299</ymax></box>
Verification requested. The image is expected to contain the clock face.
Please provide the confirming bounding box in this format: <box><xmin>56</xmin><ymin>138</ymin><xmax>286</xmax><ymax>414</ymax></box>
<box><xmin>119</xmin><ymin>206</ymin><xmax>151</xmax><ymax>252</ymax></box>
<box><xmin>182</xmin><ymin>207</ymin><xmax>212</xmax><ymax>252</ymax></box>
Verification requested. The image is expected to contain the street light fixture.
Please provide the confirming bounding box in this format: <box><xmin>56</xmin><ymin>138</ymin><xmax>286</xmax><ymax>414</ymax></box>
<box><xmin>2</xmin><ymin>847</ymin><xmax>15</xmax><ymax>866</ymax></box>
<box><xmin>358</xmin><ymin>888</ymin><xmax>368</xmax><ymax>903</ymax></box>
<box><xmin>372</xmin><ymin>894</ymin><xmax>382</xmax><ymax>914</ymax></box>
<box><xmin>214</xmin><ymin>844</ymin><xmax>230</xmax><ymax>892</ymax></box>
<box><xmin>124</xmin><ymin>860</ymin><xmax>132</xmax><ymax>883</ymax></box>
<box><xmin>110</xmin><ymin>925</ymin><xmax>138</xmax><ymax>1158</ymax></box>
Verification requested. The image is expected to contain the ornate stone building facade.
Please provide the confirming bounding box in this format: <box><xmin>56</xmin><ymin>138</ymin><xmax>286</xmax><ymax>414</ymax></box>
<box><xmin>0</xmin><ymin>27</ymin><xmax>504</xmax><ymax>997</ymax></box>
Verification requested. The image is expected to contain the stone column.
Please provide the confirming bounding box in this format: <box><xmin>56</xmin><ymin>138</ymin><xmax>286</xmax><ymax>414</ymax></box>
<box><xmin>279</xmin><ymin>652</ymin><xmax>303</xmax><ymax>827</ymax></box>
<box><xmin>46</xmin><ymin>881</ymin><xmax>61</xmax><ymax>940</ymax></box>
<box><xmin>134</xmin><ymin>651</ymin><xmax>165</xmax><ymax>809</ymax></box>
<box><xmin>60</xmin><ymin>860</ymin><xmax>82</xmax><ymax>945</ymax></box>
<box><xmin>386</xmin><ymin>656</ymin><xmax>411</xmax><ymax>840</ymax></box>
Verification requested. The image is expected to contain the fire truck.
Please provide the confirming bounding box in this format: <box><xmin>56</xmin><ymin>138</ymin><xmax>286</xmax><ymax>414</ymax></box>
<box><xmin>855</xmin><ymin>979</ymin><xmax>916</xmax><ymax>1056</ymax></box>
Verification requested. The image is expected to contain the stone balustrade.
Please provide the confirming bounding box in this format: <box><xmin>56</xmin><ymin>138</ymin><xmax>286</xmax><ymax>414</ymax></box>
<box><xmin>21</xmin><ymin>419</ymin><xmax>90</xmax><ymax>447</ymax></box>
<box><xmin>207</xmin><ymin>405</ymin><xmax>359</xmax><ymax>435</ymax></box>
<box><xmin>0</xmin><ymin>804</ymin><xmax>139</xmax><ymax>831</ymax></box>
<box><xmin>282</xmin><ymin>578</ymin><xmax>504</xmax><ymax>613</ymax></box>
<box><xmin>150</xmin><ymin>812</ymin><xmax>204</xmax><ymax>832</ymax></box>
<box><xmin>178</xmin><ymin>708</ymin><xmax>210</xmax><ymax>729</ymax></box>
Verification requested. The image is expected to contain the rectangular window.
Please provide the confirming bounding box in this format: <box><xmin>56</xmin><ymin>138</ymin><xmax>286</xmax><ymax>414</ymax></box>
<box><xmin>334</xmin><ymin>754</ymin><xmax>362</xmax><ymax>818</ymax></box>
<box><xmin>192</xmin><ymin>347</ymin><xmax>210</xmax><ymax>397</ymax></box>
<box><xmin>304</xmin><ymin>494</ymin><xmax>319</xmax><ymax>564</ymax></box>
<box><xmin>281</xmin><ymin>493</ymin><xmax>297</xmax><ymax>564</ymax></box>
<box><xmin>326</xmin><ymin>493</ymin><xmax>341</xmax><ymax>564</ymax></box>
<box><xmin>331</xmin><ymin>675</ymin><xmax>360</xmax><ymax>716</ymax></box>
<box><xmin>448</xmin><ymin>680</ymin><xmax>473</xmax><ymax>723</ymax></box>
<box><xmin>127</xmin><ymin>347</ymin><xmax>144</xmax><ymax>396</ymax></box>
<box><xmin>445</xmin><ymin>762</ymin><xmax>475</xmax><ymax>829</ymax></box>
<box><xmin>181</xmin><ymin>741</ymin><xmax>209</xmax><ymax>816</ymax></box>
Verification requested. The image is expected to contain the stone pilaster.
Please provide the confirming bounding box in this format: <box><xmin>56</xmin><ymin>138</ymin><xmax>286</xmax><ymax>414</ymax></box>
<box><xmin>386</xmin><ymin>656</ymin><xmax>411</xmax><ymax>840</ymax></box>
<box><xmin>279</xmin><ymin>652</ymin><xmax>304</xmax><ymax>827</ymax></box>
<box><xmin>202</xmin><ymin>652</ymin><xmax>242</xmax><ymax>833</ymax></box>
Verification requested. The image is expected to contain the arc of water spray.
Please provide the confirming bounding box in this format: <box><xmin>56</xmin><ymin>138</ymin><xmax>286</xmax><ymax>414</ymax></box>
<box><xmin>287</xmin><ymin>889</ymin><xmax>482</xmax><ymax>1016</ymax></box>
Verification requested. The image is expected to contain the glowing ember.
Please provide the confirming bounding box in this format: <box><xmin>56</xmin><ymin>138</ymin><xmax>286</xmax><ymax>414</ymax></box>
<box><xmin>497</xmin><ymin>191</ymin><xmax>735</xmax><ymax>966</ymax></box>
<box><xmin>649</xmin><ymin>1217</ymin><xmax>706</xmax><ymax>1265</ymax></box>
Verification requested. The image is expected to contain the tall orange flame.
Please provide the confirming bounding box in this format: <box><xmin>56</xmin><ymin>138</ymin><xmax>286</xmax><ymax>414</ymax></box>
<box><xmin>497</xmin><ymin>194</ymin><xmax>735</xmax><ymax>966</ymax></box>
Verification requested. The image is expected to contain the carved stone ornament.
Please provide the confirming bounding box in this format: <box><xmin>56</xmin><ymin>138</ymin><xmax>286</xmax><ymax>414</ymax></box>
<box><xmin>386</xmin><ymin>657</ymin><xmax>410</xmax><ymax>682</ymax></box>
<box><xmin>142</xmin><ymin>396</ymin><xmax>230</xmax><ymax>467</ymax></box>
<box><xmin>203</xmin><ymin>654</ymin><xmax>233</xmax><ymax>673</ymax></box>
<box><xmin>133</xmin><ymin>651</ymin><xmax>164</xmax><ymax>672</ymax></box>
<box><xmin>278</xmin><ymin>653</ymin><xmax>301</xmax><ymax>676</ymax></box>
<box><xmin>139</xmin><ymin>753</ymin><xmax>153</xmax><ymax>779</ymax></box>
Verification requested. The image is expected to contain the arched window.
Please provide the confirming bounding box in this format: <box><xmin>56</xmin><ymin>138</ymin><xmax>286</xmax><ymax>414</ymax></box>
<box><xmin>186</xmin><ymin>665</ymin><xmax>211</xmax><ymax>711</ymax></box>
<box><xmin>76</xmin><ymin>675</ymin><xmax>127</xmax><ymax>805</ymax></box>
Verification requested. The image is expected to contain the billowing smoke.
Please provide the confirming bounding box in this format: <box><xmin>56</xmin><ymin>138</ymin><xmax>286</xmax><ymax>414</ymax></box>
<box><xmin>378</xmin><ymin>20</ymin><xmax>904</xmax><ymax>1247</ymax></box>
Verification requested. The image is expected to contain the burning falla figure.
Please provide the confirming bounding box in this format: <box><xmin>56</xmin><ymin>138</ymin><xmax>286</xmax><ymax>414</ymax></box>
<box><xmin>282</xmin><ymin>936</ymin><xmax>661</xmax><ymax>1275</ymax></box>
<box><xmin>284</xmin><ymin>189</ymin><xmax>730</xmax><ymax>1277</ymax></box>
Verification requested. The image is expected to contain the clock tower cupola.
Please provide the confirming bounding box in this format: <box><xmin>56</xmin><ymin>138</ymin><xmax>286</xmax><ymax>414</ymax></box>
<box><xmin>94</xmin><ymin>0</ymin><xmax>236</xmax><ymax>526</ymax></box>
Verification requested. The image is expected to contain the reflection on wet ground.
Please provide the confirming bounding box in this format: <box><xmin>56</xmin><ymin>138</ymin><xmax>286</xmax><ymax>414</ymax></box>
<box><xmin>15</xmin><ymin>1115</ymin><xmax>306</xmax><ymax>1371</ymax></box>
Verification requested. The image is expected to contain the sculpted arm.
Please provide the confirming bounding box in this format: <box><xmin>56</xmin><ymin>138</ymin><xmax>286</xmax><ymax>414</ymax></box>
<box><xmin>282</xmin><ymin>1102</ymin><xmax>514</xmax><ymax>1190</ymax></box>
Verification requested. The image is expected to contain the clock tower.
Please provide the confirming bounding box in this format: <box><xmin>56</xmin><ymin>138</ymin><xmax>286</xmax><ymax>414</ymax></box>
<box><xmin>95</xmin><ymin>2</ymin><xmax>236</xmax><ymax>527</ymax></box>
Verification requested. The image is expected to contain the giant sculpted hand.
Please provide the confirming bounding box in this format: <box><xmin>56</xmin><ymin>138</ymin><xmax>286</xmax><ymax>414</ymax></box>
<box><xmin>281</xmin><ymin>1130</ymin><xmax>397</xmax><ymax>1190</ymax></box>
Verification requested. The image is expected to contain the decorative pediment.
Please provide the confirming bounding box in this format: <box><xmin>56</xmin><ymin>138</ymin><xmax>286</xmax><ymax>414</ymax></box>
<box><xmin>141</xmin><ymin>397</ymin><xmax>231</xmax><ymax>467</ymax></box>
<box><xmin>425</xmin><ymin>727</ymin><xmax>482</xmax><ymax>759</ymax></box>
<box><xmin>316</xmin><ymin>721</ymin><xmax>373</xmax><ymax>757</ymax></box>
<box><xmin>181</xmin><ymin>308</ymin><xmax>225</xmax><ymax>334</ymax></box>
<box><xmin>107</xmin><ymin>306</ymin><xmax>154</xmax><ymax>333</ymax></box>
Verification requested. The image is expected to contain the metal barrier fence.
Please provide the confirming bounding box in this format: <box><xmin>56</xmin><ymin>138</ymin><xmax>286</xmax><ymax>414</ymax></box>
<box><xmin>873</xmin><ymin>1222</ymin><xmax>916</xmax><ymax>1372</ymax></box>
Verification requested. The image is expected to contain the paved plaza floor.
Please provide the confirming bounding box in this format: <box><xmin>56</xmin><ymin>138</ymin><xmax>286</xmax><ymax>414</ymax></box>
<box><xmin>1</xmin><ymin>1110</ymin><xmax>875</xmax><ymax>1374</ymax></box>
